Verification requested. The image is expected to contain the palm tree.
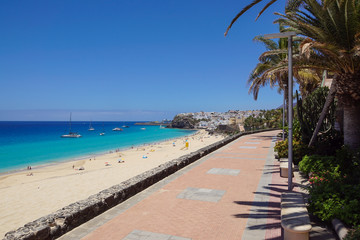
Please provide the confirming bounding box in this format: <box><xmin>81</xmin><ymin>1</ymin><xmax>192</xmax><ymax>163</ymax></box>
<box><xmin>248</xmin><ymin>28</ymin><xmax>321</xmax><ymax>118</ymax></box>
<box><xmin>278</xmin><ymin>0</ymin><xmax>360</xmax><ymax>149</ymax></box>
<box><xmin>224</xmin><ymin>0</ymin><xmax>304</xmax><ymax>36</ymax></box>
<box><xmin>248</xmin><ymin>34</ymin><xmax>289</xmax><ymax>101</ymax></box>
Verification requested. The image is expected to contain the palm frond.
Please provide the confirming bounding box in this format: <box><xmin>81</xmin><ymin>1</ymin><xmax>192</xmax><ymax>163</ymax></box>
<box><xmin>224</xmin><ymin>0</ymin><xmax>264</xmax><ymax>36</ymax></box>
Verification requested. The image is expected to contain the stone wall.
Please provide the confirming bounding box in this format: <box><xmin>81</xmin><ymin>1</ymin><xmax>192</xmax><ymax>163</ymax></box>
<box><xmin>4</xmin><ymin>129</ymin><xmax>276</xmax><ymax>240</ymax></box>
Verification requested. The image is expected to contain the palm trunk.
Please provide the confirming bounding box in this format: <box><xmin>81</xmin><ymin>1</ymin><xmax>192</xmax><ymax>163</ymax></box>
<box><xmin>308</xmin><ymin>79</ymin><xmax>337</xmax><ymax>147</ymax></box>
<box><xmin>343</xmin><ymin>104</ymin><xmax>360</xmax><ymax>149</ymax></box>
<box><xmin>337</xmin><ymin>72</ymin><xmax>360</xmax><ymax>150</ymax></box>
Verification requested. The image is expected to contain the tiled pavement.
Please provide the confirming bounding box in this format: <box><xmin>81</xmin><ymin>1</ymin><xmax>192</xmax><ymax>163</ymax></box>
<box><xmin>58</xmin><ymin>130</ymin><xmax>336</xmax><ymax>240</ymax></box>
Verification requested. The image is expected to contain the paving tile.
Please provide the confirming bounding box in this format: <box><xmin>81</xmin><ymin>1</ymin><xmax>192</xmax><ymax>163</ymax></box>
<box><xmin>176</xmin><ymin>187</ymin><xmax>226</xmax><ymax>203</ymax></box>
<box><xmin>206</xmin><ymin>168</ymin><xmax>240</xmax><ymax>176</ymax></box>
<box><xmin>244</xmin><ymin>142</ymin><xmax>260</xmax><ymax>144</ymax></box>
<box><xmin>58</xmin><ymin>130</ymin><xmax>292</xmax><ymax>240</ymax></box>
<box><xmin>122</xmin><ymin>230</ymin><xmax>191</xmax><ymax>240</ymax></box>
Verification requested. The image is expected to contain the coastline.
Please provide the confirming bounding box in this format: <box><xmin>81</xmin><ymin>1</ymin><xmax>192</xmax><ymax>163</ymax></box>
<box><xmin>0</xmin><ymin>129</ymin><xmax>198</xmax><ymax>177</ymax></box>
<box><xmin>0</xmin><ymin>129</ymin><xmax>224</xmax><ymax>238</ymax></box>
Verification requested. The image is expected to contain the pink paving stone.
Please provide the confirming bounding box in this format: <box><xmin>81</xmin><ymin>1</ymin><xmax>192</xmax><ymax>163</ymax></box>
<box><xmin>82</xmin><ymin>131</ymin><xmax>281</xmax><ymax>240</ymax></box>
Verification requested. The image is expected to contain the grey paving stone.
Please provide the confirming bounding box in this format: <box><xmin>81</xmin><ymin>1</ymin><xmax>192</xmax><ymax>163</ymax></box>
<box><xmin>241</xmin><ymin>137</ymin><xmax>277</xmax><ymax>240</ymax></box>
<box><xmin>239</xmin><ymin>146</ymin><xmax>257</xmax><ymax>149</ymax></box>
<box><xmin>122</xmin><ymin>230</ymin><xmax>191</xmax><ymax>240</ymax></box>
<box><xmin>214</xmin><ymin>156</ymin><xmax>265</xmax><ymax>160</ymax></box>
<box><xmin>207</xmin><ymin>168</ymin><xmax>240</xmax><ymax>176</ymax></box>
<box><xmin>170</xmin><ymin>236</ymin><xmax>192</xmax><ymax>240</ymax></box>
<box><xmin>244</xmin><ymin>142</ymin><xmax>260</xmax><ymax>144</ymax></box>
<box><xmin>177</xmin><ymin>187</ymin><xmax>226</xmax><ymax>202</ymax></box>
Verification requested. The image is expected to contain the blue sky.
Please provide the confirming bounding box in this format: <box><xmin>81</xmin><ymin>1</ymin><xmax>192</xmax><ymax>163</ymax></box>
<box><xmin>0</xmin><ymin>0</ymin><xmax>287</xmax><ymax>121</ymax></box>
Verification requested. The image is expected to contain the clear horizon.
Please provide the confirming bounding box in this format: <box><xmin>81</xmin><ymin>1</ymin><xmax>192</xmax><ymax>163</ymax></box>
<box><xmin>0</xmin><ymin>0</ymin><xmax>290</xmax><ymax>121</ymax></box>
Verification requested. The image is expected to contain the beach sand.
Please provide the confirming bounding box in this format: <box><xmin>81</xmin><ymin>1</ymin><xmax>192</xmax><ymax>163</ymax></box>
<box><xmin>0</xmin><ymin>130</ymin><xmax>225</xmax><ymax>237</ymax></box>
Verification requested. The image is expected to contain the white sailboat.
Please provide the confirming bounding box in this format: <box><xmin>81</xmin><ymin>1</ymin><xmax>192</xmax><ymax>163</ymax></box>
<box><xmin>88</xmin><ymin>120</ymin><xmax>95</xmax><ymax>131</ymax></box>
<box><xmin>61</xmin><ymin>113</ymin><xmax>82</xmax><ymax>138</ymax></box>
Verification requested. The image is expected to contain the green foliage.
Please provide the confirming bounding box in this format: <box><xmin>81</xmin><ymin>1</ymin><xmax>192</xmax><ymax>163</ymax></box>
<box><xmin>303</xmin><ymin>148</ymin><xmax>360</xmax><ymax>227</ymax></box>
<box><xmin>308</xmin><ymin>169</ymin><xmax>360</xmax><ymax>226</ymax></box>
<box><xmin>274</xmin><ymin>137</ymin><xmax>310</xmax><ymax>165</ymax></box>
<box><xmin>244</xmin><ymin>109</ymin><xmax>282</xmax><ymax>130</ymax></box>
<box><xmin>274</xmin><ymin>139</ymin><xmax>288</xmax><ymax>158</ymax></box>
<box><xmin>336</xmin><ymin>147</ymin><xmax>360</xmax><ymax>184</ymax></box>
<box><xmin>299</xmin><ymin>155</ymin><xmax>337</xmax><ymax>175</ymax></box>
<box><xmin>296</xmin><ymin>87</ymin><xmax>337</xmax><ymax>144</ymax></box>
<box><xmin>344</xmin><ymin>226</ymin><xmax>360</xmax><ymax>240</ymax></box>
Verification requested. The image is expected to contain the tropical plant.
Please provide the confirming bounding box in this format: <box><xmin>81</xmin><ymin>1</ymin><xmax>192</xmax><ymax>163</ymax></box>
<box><xmin>248</xmin><ymin>32</ymin><xmax>290</xmax><ymax>102</ymax></box>
<box><xmin>277</xmin><ymin>0</ymin><xmax>360</xmax><ymax>149</ymax></box>
<box><xmin>224</xmin><ymin>0</ymin><xmax>304</xmax><ymax>36</ymax></box>
<box><xmin>296</xmin><ymin>87</ymin><xmax>337</xmax><ymax>143</ymax></box>
<box><xmin>247</xmin><ymin>25</ymin><xmax>321</xmax><ymax>130</ymax></box>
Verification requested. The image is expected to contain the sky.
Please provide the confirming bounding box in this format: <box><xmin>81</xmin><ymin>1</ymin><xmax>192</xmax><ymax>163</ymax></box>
<box><xmin>0</xmin><ymin>0</ymin><xmax>288</xmax><ymax>121</ymax></box>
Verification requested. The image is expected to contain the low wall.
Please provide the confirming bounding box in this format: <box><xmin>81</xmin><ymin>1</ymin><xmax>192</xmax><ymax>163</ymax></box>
<box><xmin>4</xmin><ymin>129</ymin><xmax>277</xmax><ymax>240</ymax></box>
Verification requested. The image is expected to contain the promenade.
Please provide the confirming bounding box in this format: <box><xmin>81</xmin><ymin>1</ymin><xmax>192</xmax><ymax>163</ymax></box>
<box><xmin>58</xmin><ymin>130</ymin><xmax>334</xmax><ymax>240</ymax></box>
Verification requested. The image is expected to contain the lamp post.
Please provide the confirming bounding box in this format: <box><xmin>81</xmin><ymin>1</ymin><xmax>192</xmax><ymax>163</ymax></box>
<box><xmin>263</xmin><ymin>31</ymin><xmax>296</xmax><ymax>191</ymax></box>
<box><xmin>283</xmin><ymin>84</ymin><xmax>287</xmax><ymax>141</ymax></box>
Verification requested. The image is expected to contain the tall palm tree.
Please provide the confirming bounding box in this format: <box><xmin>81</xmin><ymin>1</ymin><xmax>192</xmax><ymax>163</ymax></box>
<box><xmin>278</xmin><ymin>0</ymin><xmax>360</xmax><ymax>149</ymax></box>
<box><xmin>248</xmin><ymin>29</ymin><xmax>321</xmax><ymax>110</ymax></box>
<box><xmin>248</xmin><ymin>34</ymin><xmax>289</xmax><ymax>101</ymax></box>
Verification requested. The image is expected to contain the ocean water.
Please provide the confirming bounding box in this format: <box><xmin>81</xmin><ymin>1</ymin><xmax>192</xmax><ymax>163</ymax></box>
<box><xmin>0</xmin><ymin>121</ymin><xmax>196</xmax><ymax>173</ymax></box>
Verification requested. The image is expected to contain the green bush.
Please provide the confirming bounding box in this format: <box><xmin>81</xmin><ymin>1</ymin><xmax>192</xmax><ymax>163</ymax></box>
<box><xmin>299</xmin><ymin>155</ymin><xmax>337</xmax><ymax>175</ymax></box>
<box><xmin>274</xmin><ymin>139</ymin><xmax>288</xmax><ymax>158</ymax></box>
<box><xmin>308</xmin><ymin>169</ymin><xmax>360</xmax><ymax>226</ymax></box>
<box><xmin>336</xmin><ymin>147</ymin><xmax>360</xmax><ymax>184</ymax></box>
<box><xmin>274</xmin><ymin>138</ymin><xmax>310</xmax><ymax>165</ymax></box>
<box><xmin>344</xmin><ymin>226</ymin><xmax>360</xmax><ymax>240</ymax></box>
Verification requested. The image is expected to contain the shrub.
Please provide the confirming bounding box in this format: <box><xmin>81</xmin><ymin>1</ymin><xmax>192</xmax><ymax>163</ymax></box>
<box><xmin>274</xmin><ymin>138</ymin><xmax>310</xmax><ymax>165</ymax></box>
<box><xmin>308</xmin><ymin>169</ymin><xmax>360</xmax><ymax>226</ymax></box>
<box><xmin>274</xmin><ymin>139</ymin><xmax>288</xmax><ymax>158</ymax></box>
<box><xmin>299</xmin><ymin>155</ymin><xmax>337</xmax><ymax>175</ymax></box>
<box><xmin>344</xmin><ymin>226</ymin><xmax>360</xmax><ymax>240</ymax></box>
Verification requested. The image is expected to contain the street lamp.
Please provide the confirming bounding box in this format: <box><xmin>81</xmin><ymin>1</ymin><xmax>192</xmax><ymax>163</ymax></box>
<box><xmin>263</xmin><ymin>31</ymin><xmax>296</xmax><ymax>191</ymax></box>
<box><xmin>283</xmin><ymin>84</ymin><xmax>287</xmax><ymax>141</ymax></box>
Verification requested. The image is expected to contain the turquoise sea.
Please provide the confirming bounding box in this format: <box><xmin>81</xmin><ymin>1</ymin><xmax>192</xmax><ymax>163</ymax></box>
<box><xmin>0</xmin><ymin>121</ymin><xmax>196</xmax><ymax>173</ymax></box>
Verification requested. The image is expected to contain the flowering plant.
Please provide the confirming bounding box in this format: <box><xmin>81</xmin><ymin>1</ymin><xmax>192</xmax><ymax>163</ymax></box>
<box><xmin>307</xmin><ymin>168</ymin><xmax>360</xmax><ymax>226</ymax></box>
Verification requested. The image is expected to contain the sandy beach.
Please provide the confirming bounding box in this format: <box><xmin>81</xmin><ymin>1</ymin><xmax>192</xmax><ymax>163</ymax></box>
<box><xmin>0</xmin><ymin>130</ymin><xmax>225</xmax><ymax>238</ymax></box>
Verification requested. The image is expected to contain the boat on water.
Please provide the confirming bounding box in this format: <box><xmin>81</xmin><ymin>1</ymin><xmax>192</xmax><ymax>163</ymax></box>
<box><xmin>122</xmin><ymin>125</ymin><xmax>129</xmax><ymax>128</ymax></box>
<box><xmin>61</xmin><ymin>113</ymin><xmax>82</xmax><ymax>138</ymax></box>
<box><xmin>100</xmin><ymin>123</ymin><xmax>105</xmax><ymax>135</ymax></box>
<box><xmin>112</xmin><ymin>127</ymin><xmax>123</xmax><ymax>131</ymax></box>
<box><xmin>88</xmin><ymin>121</ymin><xmax>95</xmax><ymax>131</ymax></box>
<box><xmin>140</xmin><ymin>128</ymin><xmax>146</xmax><ymax>130</ymax></box>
